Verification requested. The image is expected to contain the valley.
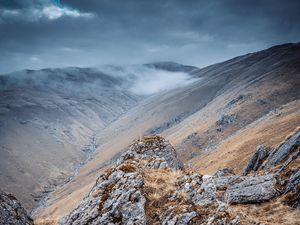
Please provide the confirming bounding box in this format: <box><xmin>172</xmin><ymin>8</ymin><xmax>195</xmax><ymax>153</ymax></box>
<box><xmin>0</xmin><ymin>43</ymin><xmax>299</xmax><ymax>224</ymax></box>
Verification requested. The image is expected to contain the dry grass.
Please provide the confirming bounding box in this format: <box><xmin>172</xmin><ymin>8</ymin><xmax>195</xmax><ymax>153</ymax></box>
<box><xmin>34</xmin><ymin>218</ymin><xmax>58</xmax><ymax>225</ymax></box>
<box><xmin>118</xmin><ymin>163</ymin><xmax>137</xmax><ymax>173</ymax></box>
<box><xmin>232</xmin><ymin>199</ymin><xmax>300</xmax><ymax>225</ymax></box>
<box><xmin>188</xmin><ymin>101</ymin><xmax>300</xmax><ymax>175</ymax></box>
<box><xmin>143</xmin><ymin>169</ymin><xmax>188</xmax><ymax>223</ymax></box>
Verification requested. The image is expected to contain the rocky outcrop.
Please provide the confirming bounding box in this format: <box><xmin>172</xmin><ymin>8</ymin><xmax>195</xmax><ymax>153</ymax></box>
<box><xmin>264</xmin><ymin>129</ymin><xmax>300</xmax><ymax>168</ymax></box>
<box><xmin>59</xmin><ymin>135</ymin><xmax>298</xmax><ymax>225</ymax></box>
<box><xmin>0</xmin><ymin>191</ymin><xmax>33</xmax><ymax>225</ymax></box>
<box><xmin>225</xmin><ymin>175</ymin><xmax>278</xmax><ymax>204</ymax></box>
<box><xmin>59</xmin><ymin>136</ymin><xmax>183</xmax><ymax>225</ymax></box>
<box><xmin>243</xmin><ymin>145</ymin><xmax>270</xmax><ymax>175</ymax></box>
<box><xmin>243</xmin><ymin>128</ymin><xmax>300</xmax><ymax>209</ymax></box>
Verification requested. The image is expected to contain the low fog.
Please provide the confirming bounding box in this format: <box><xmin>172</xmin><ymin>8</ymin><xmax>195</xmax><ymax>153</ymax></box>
<box><xmin>99</xmin><ymin>65</ymin><xmax>196</xmax><ymax>95</ymax></box>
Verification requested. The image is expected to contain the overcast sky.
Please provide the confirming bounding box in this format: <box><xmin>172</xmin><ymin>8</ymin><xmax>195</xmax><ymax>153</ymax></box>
<box><xmin>0</xmin><ymin>0</ymin><xmax>300</xmax><ymax>74</ymax></box>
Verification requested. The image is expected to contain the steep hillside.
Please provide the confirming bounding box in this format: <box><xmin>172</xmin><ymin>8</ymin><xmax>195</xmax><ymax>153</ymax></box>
<box><xmin>35</xmin><ymin>42</ymin><xmax>300</xmax><ymax>222</ymax></box>
<box><xmin>0</xmin><ymin>67</ymin><xmax>143</xmax><ymax>210</ymax></box>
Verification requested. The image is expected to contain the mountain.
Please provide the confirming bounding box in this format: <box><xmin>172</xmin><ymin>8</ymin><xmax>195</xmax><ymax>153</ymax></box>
<box><xmin>34</xmin><ymin>43</ymin><xmax>300</xmax><ymax>223</ymax></box>
<box><xmin>0</xmin><ymin>42</ymin><xmax>299</xmax><ymax>224</ymax></box>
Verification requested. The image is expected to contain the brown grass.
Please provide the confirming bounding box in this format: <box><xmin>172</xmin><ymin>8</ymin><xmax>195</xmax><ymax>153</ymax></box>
<box><xmin>232</xmin><ymin>199</ymin><xmax>300</xmax><ymax>225</ymax></box>
<box><xmin>143</xmin><ymin>169</ymin><xmax>186</xmax><ymax>223</ymax></box>
<box><xmin>118</xmin><ymin>163</ymin><xmax>137</xmax><ymax>173</ymax></box>
<box><xmin>34</xmin><ymin>218</ymin><xmax>58</xmax><ymax>225</ymax></box>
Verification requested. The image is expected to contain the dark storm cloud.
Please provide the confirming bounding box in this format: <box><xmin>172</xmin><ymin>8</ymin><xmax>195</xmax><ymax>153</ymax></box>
<box><xmin>0</xmin><ymin>0</ymin><xmax>300</xmax><ymax>73</ymax></box>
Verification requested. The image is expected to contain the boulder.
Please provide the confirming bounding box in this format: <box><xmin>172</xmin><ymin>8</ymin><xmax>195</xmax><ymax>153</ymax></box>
<box><xmin>225</xmin><ymin>175</ymin><xmax>278</xmax><ymax>204</ymax></box>
<box><xmin>0</xmin><ymin>191</ymin><xmax>33</xmax><ymax>225</ymax></box>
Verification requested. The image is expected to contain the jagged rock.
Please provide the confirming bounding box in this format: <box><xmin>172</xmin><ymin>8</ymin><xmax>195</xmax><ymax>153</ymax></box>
<box><xmin>59</xmin><ymin>135</ymin><xmax>299</xmax><ymax>224</ymax></box>
<box><xmin>264</xmin><ymin>130</ymin><xmax>300</xmax><ymax>168</ymax></box>
<box><xmin>0</xmin><ymin>191</ymin><xmax>33</xmax><ymax>225</ymax></box>
<box><xmin>117</xmin><ymin>135</ymin><xmax>184</xmax><ymax>170</ymax></box>
<box><xmin>284</xmin><ymin>170</ymin><xmax>300</xmax><ymax>208</ymax></box>
<box><xmin>243</xmin><ymin>145</ymin><xmax>270</xmax><ymax>175</ymax></box>
<box><xmin>276</xmin><ymin>150</ymin><xmax>299</xmax><ymax>174</ymax></box>
<box><xmin>214</xmin><ymin>168</ymin><xmax>235</xmax><ymax>177</ymax></box>
<box><xmin>225</xmin><ymin>175</ymin><xmax>278</xmax><ymax>204</ymax></box>
<box><xmin>59</xmin><ymin>136</ymin><xmax>183</xmax><ymax>225</ymax></box>
<box><xmin>59</xmin><ymin>161</ymin><xmax>147</xmax><ymax>225</ymax></box>
<box><xmin>285</xmin><ymin>170</ymin><xmax>300</xmax><ymax>194</ymax></box>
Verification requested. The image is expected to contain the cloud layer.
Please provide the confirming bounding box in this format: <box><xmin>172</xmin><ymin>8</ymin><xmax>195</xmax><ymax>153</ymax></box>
<box><xmin>0</xmin><ymin>0</ymin><xmax>94</xmax><ymax>21</ymax></box>
<box><xmin>0</xmin><ymin>0</ymin><xmax>299</xmax><ymax>73</ymax></box>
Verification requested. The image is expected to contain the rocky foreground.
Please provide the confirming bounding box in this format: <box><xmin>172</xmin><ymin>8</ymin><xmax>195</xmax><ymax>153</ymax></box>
<box><xmin>59</xmin><ymin>131</ymin><xmax>299</xmax><ymax>224</ymax></box>
<box><xmin>0</xmin><ymin>130</ymin><xmax>299</xmax><ymax>224</ymax></box>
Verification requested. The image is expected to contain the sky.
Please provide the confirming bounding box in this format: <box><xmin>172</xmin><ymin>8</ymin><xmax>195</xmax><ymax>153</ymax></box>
<box><xmin>0</xmin><ymin>0</ymin><xmax>300</xmax><ymax>74</ymax></box>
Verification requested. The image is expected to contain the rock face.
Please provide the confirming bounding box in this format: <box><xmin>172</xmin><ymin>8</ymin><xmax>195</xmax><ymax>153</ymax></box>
<box><xmin>243</xmin><ymin>145</ymin><xmax>270</xmax><ymax>175</ymax></box>
<box><xmin>0</xmin><ymin>191</ymin><xmax>33</xmax><ymax>225</ymax></box>
<box><xmin>264</xmin><ymin>130</ymin><xmax>300</xmax><ymax>168</ymax></box>
<box><xmin>59</xmin><ymin>135</ymin><xmax>300</xmax><ymax>225</ymax></box>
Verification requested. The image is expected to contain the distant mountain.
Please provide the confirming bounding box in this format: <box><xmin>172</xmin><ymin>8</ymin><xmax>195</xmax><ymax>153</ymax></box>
<box><xmin>145</xmin><ymin>61</ymin><xmax>199</xmax><ymax>73</ymax></box>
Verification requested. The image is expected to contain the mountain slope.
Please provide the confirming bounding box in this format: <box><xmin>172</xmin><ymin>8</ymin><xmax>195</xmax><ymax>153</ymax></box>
<box><xmin>35</xmin><ymin>42</ymin><xmax>300</xmax><ymax>222</ymax></box>
<box><xmin>0</xmin><ymin>64</ymin><xmax>197</xmax><ymax>211</ymax></box>
<box><xmin>0</xmin><ymin>67</ymin><xmax>143</xmax><ymax>210</ymax></box>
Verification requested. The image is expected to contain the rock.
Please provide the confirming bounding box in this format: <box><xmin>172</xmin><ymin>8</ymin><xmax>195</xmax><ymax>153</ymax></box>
<box><xmin>216</xmin><ymin>114</ymin><xmax>236</xmax><ymax>127</ymax></box>
<box><xmin>225</xmin><ymin>175</ymin><xmax>279</xmax><ymax>204</ymax></box>
<box><xmin>285</xmin><ymin>170</ymin><xmax>300</xmax><ymax>194</ymax></box>
<box><xmin>59</xmin><ymin>164</ymin><xmax>147</xmax><ymax>225</ymax></box>
<box><xmin>276</xmin><ymin>150</ymin><xmax>299</xmax><ymax>174</ymax></box>
<box><xmin>279</xmin><ymin>169</ymin><xmax>300</xmax><ymax>209</ymax></box>
<box><xmin>0</xmin><ymin>191</ymin><xmax>33</xmax><ymax>225</ymax></box>
<box><xmin>118</xmin><ymin>135</ymin><xmax>184</xmax><ymax>170</ymax></box>
<box><xmin>227</xmin><ymin>95</ymin><xmax>246</xmax><ymax>107</ymax></box>
<box><xmin>176</xmin><ymin>211</ymin><xmax>197</xmax><ymax>225</ymax></box>
<box><xmin>264</xmin><ymin>130</ymin><xmax>300</xmax><ymax>168</ymax></box>
<box><xmin>59</xmin><ymin>136</ymin><xmax>183</xmax><ymax>225</ymax></box>
<box><xmin>214</xmin><ymin>168</ymin><xmax>235</xmax><ymax>177</ymax></box>
<box><xmin>243</xmin><ymin>145</ymin><xmax>270</xmax><ymax>175</ymax></box>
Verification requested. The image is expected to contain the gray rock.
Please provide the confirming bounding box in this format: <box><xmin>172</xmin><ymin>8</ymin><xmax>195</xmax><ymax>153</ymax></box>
<box><xmin>0</xmin><ymin>191</ymin><xmax>33</xmax><ymax>225</ymax></box>
<box><xmin>276</xmin><ymin>150</ymin><xmax>299</xmax><ymax>174</ymax></box>
<box><xmin>176</xmin><ymin>211</ymin><xmax>197</xmax><ymax>225</ymax></box>
<box><xmin>264</xmin><ymin>130</ymin><xmax>300</xmax><ymax>168</ymax></box>
<box><xmin>225</xmin><ymin>175</ymin><xmax>279</xmax><ymax>204</ymax></box>
<box><xmin>285</xmin><ymin>170</ymin><xmax>300</xmax><ymax>193</ymax></box>
<box><xmin>243</xmin><ymin>145</ymin><xmax>270</xmax><ymax>175</ymax></box>
<box><xmin>216</xmin><ymin>114</ymin><xmax>236</xmax><ymax>127</ymax></box>
<box><xmin>214</xmin><ymin>168</ymin><xmax>235</xmax><ymax>177</ymax></box>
